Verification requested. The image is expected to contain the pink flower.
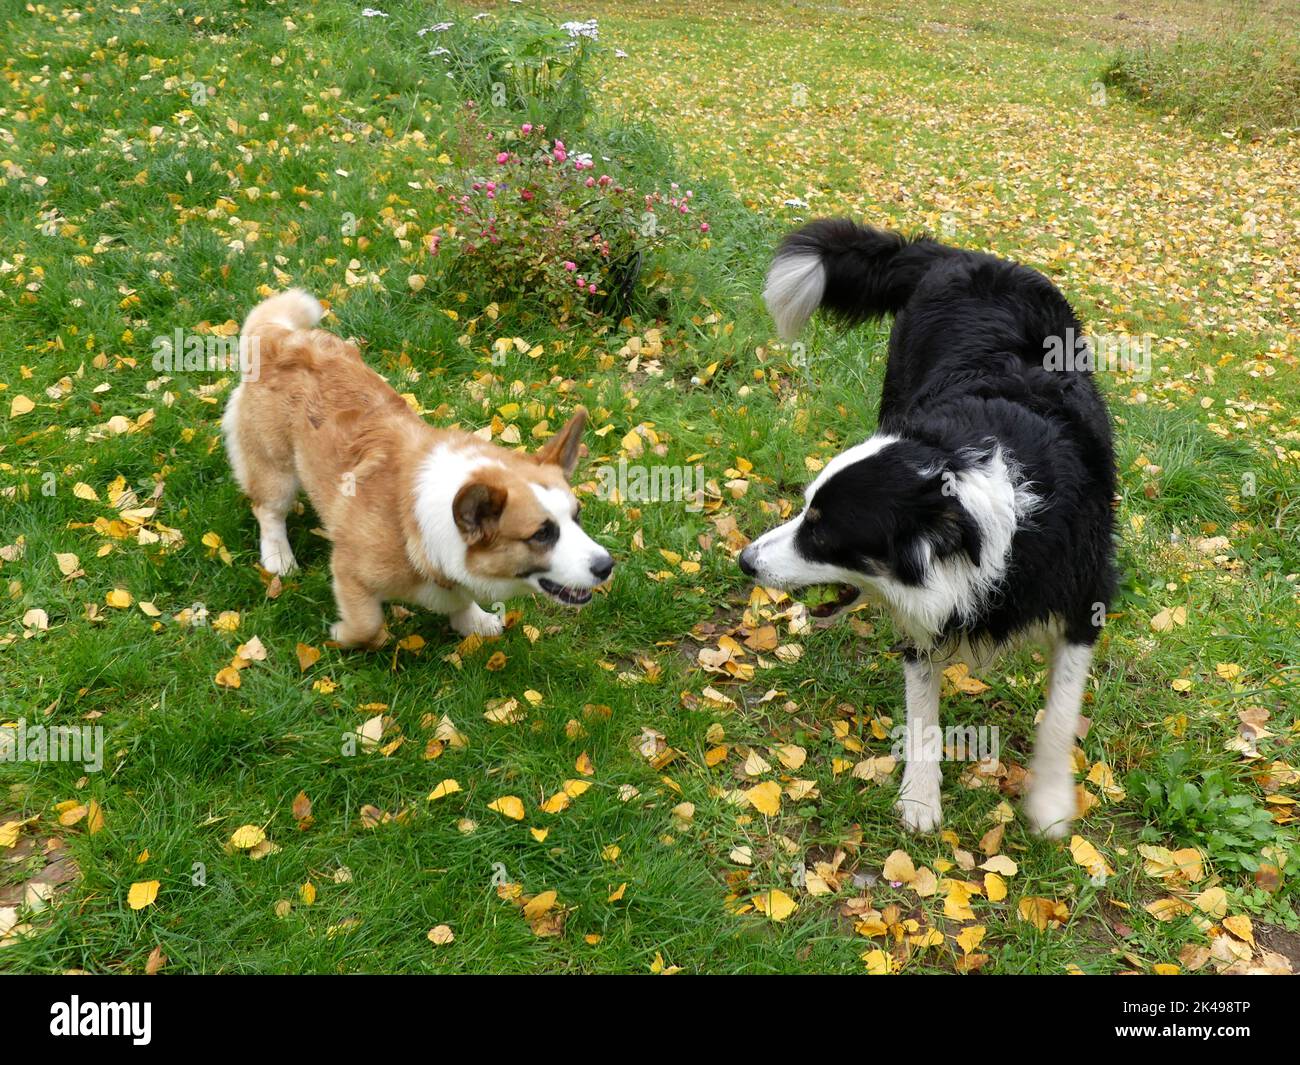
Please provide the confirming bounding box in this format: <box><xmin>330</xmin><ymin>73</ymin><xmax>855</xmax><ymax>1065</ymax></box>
<box><xmin>562</xmin><ymin>261</ymin><xmax>577</xmax><ymax>271</ymax></box>
<box><xmin>587</xmin><ymin>283</ymin><xmax>596</xmax><ymax>294</ymax></box>
<box><xmin>521</xmin><ymin>123</ymin><xmax>533</xmax><ymax>134</ymax></box>
<box><xmin>520</xmin><ymin>189</ymin><xmax>534</xmax><ymax>201</ymax></box>
<box><xmin>496</xmin><ymin>152</ymin><xmax>509</xmax><ymax>164</ymax></box>
<box><xmin>585</xmin><ymin>177</ymin><xmax>595</xmax><ymax>187</ymax></box>
<box><xmin>427</xmin><ymin>234</ymin><xmax>441</xmax><ymax>254</ymax></box>
<box><xmin>700</xmin><ymin>222</ymin><xmax>710</xmax><ymax>232</ymax></box>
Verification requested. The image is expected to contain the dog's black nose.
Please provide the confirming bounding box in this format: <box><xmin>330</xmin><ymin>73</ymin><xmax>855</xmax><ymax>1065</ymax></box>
<box><xmin>738</xmin><ymin>545</ymin><xmax>757</xmax><ymax>577</ymax></box>
<box><xmin>590</xmin><ymin>555</ymin><xmax>614</xmax><ymax>581</ymax></box>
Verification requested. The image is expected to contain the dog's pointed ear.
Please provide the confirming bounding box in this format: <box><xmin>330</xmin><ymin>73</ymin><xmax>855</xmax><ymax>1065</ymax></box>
<box><xmin>889</xmin><ymin>535</ymin><xmax>931</xmax><ymax>587</ymax></box>
<box><xmin>931</xmin><ymin>499</ymin><xmax>983</xmax><ymax>567</ymax></box>
<box><xmin>888</xmin><ymin>483</ymin><xmax>982</xmax><ymax>585</ymax></box>
<box><xmin>534</xmin><ymin>406</ymin><xmax>587</xmax><ymax>478</ymax></box>
<box><xmin>453</xmin><ymin>480</ymin><xmax>508</xmax><ymax>544</ymax></box>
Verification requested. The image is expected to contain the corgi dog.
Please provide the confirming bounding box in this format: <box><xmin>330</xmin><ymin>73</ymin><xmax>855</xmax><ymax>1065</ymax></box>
<box><xmin>222</xmin><ymin>290</ymin><xmax>614</xmax><ymax>647</ymax></box>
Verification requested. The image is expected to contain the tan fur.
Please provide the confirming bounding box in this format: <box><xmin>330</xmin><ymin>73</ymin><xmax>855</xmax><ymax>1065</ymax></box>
<box><xmin>223</xmin><ymin>290</ymin><xmax>590</xmax><ymax>648</ymax></box>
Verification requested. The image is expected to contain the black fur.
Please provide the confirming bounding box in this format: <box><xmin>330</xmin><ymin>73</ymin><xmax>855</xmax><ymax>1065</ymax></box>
<box><xmin>781</xmin><ymin>218</ymin><xmax>1117</xmax><ymax>649</ymax></box>
<box><xmin>775</xmin><ymin>218</ymin><xmax>957</xmax><ymax>323</ymax></box>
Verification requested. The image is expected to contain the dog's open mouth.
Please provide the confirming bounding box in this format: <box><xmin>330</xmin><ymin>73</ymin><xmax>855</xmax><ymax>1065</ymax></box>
<box><xmin>538</xmin><ymin>578</ymin><xmax>593</xmax><ymax>607</ymax></box>
<box><xmin>795</xmin><ymin>582</ymin><xmax>861</xmax><ymax>618</ymax></box>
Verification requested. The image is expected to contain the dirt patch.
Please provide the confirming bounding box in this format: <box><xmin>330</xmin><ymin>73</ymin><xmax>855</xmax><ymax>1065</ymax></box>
<box><xmin>0</xmin><ymin>810</ymin><xmax>81</xmax><ymax>941</ymax></box>
<box><xmin>1255</xmin><ymin>922</ymin><xmax>1300</xmax><ymax>971</ymax></box>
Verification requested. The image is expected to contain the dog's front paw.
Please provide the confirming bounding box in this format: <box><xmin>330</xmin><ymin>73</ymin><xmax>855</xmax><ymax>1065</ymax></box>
<box><xmin>260</xmin><ymin>544</ymin><xmax>298</xmax><ymax>576</ymax></box>
<box><xmin>895</xmin><ymin>793</ymin><xmax>943</xmax><ymax>834</ymax></box>
<box><xmin>895</xmin><ymin>761</ymin><xmax>943</xmax><ymax>833</ymax></box>
<box><xmin>1023</xmin><ymin>776</ymin><xmax>1077</xmax><ymax>839</ymax></box>
<box><xmin>329</xmin><ymin>621</ymin><xmax>388</xmax><ymax>650</ymax></box>
<box><xmin>450</xmin><ymin>602</ymin><xmax>504</xmax><ymax>638</ymax></box>
<box><xmin>895</xmin><ymin>770</ymin><xmax>943</xmax><ymax>833</ymax></box>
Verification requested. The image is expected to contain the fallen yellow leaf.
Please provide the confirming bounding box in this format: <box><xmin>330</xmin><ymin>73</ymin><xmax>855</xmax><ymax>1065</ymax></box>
<box><xmin>229</xmin><ymin>824</ymin><xmax>265</xmax><ymax>850</ymax></box>
<box><xmin>128</xmin><ymin>880</ymin><xmax>160</xmax><ymax>911</ymax></box>
<box><xmin>488</xmin><ymin>796</ymin><xmax>525</xmax><ymax>821</ymax></box>
<box><xmin>754</xmin><ymin>888</ymin><xmax>798</xmax><ymax>922</ymax></box>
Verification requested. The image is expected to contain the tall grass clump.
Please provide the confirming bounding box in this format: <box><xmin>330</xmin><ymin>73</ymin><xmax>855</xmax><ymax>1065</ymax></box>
<box><xmin>1102</xmin><ymin>23</ymin><xmax>1300</xmax><ymax>134</ymax></box>
<box><xmin>416</xmin><ymin>8</ymin><xmax>601</xmax><ymax>136</ymax></box>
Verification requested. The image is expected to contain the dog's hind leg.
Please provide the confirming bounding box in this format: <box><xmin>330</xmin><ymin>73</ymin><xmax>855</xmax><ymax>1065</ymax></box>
<box><xmin>896</xmin><ymin>654</ymin><xmax>943</xmax><ymax>832</ymax></box>
<box><xmin>223</xmin><ymin>384</ymin><xmax>299</xmax><ymax>575</ymax></box>
<box><xmin>1024</xmin><ymin>641</ymin><xmax>1093</xmax><ymax>838</ymax></box>
<box><xmin>251</xmin><ymin>477</ymin><xmax>299</xmax><ymax>576</ymax></box>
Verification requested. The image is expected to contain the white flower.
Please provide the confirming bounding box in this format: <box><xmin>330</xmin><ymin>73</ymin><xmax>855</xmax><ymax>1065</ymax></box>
<box><xmin>560</xmin><ymin>19</ymin><xmax>598</xmax><ymax>40</ymax></box>
<box><xmin>361</xmin><ymin>8</ymin><xmax>389</xmax><ymax>17</ymax></box>
<box><xmin>428</xmin><ymin>47</ymin><xmax>450</xmax><ymax>57</ymax></box>
<box><xmin>614</xmin><ymin>49</ymin><xmax>628</xmax><ymax>58</ymax></box>
<box><xmin>418</xmin><ymin>21</ymin><xmax>454</xmax><ymax>35</ymax></box>
<box><xmin>783</xmin><ymin>197</ymin><xmax>809</xmax><ymax>208</ymax></box>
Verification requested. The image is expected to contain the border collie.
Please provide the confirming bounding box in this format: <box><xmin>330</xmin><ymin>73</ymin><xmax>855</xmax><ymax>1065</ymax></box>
<box><xmin>740</xmin><ymin>219</ymin><xmax>1116</xmax><ymax>838</ymax></box>
<box><xmin>224</xmin><ymin>290</ymin><xmax>613</xmax><ymax>648</ymax></box>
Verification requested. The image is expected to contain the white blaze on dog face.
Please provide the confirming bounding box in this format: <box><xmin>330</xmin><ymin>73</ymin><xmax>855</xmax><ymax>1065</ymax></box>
<box><xmin>525</xmin><ymin>483</ymin><xmax>613</xmax><ymax>605</ymax></box>
<box><xmin>449</xmin><ymin>472</ymin><xmax>612</xmax><ymax>606</ymax></box>
<box><xmin>738</xmin><ymin>436</ymin><xmax>903</xmax><ymax>617</ymax></box>
<box><xmin>740</xmin><ymin>510</ymin><xmax>862</xmax><ymax>594</ymax></box>
<box><xmin>415</xmin><ymin>411</ymin><xmax>613</xmax><ymax>607</ymax></box>
<box><xmin>739</xmin><ymin>507</ymin><xmax>869</xmax><ymax>620</ymax></box>
<box><xmin>739</xmin><ymin>432</ymin><xmax>1032</xmax><ymax>635</ymax></box>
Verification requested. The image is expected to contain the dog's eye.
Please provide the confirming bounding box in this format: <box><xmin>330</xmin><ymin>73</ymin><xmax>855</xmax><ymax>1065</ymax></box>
<box><xmin>529</xmin><ymin>521</ymin><xmax>559</xmax><ymax>546</ymax></box>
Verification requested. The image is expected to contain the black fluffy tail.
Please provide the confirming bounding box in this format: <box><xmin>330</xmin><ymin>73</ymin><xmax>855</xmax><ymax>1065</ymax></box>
<box><xmin>763</xmin><ymin>218</ymin><xmax>955</xmax><ymax>340</ymax></box>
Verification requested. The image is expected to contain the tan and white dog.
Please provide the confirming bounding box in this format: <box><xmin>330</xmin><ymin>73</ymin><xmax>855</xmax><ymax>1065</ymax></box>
<box><xmin>222</xmin><ymin>290</ymin><xmax>614</xmax><ymax>647</ymax></box>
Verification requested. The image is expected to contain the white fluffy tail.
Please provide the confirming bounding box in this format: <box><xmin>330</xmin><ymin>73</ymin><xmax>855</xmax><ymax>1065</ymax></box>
<box><xmin>763</xmin><ymin>219</ymin><xmax>956</xmax><ymax>341</ymax></box>
<box><xmin>237</xmin><ymin>289</ymin><xmax>324</xmax><ymax>381</ymax></box>
<box><xmin>763</xmin><ymin>254</ymin><xmax>826</xmax><ymax>341</ymax></box>
<box><xmin>242</xmin><ymin>288</ymin><xmax>324</xmax><ymax>336</ymax></box>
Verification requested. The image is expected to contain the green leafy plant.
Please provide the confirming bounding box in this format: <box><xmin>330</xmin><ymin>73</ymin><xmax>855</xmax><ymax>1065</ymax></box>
<box><xmin>425</xmin><ymin>109</ymin><xmax>709</xmax><ymax>323</ymax></box>
<box><xmin>1130</xmin><ymin>750</ymin><xmax>1295</xmax><ymax>876</ymax></box>
<box><xmin>421</xmin><ymin>11</ymin><xmax>601</xmax><ymax>135</ymax></box>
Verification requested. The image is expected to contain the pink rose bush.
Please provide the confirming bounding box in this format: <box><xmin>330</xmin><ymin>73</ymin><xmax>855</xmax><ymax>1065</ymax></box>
<box><xmin>424</xmin><ymin>111</ymin><xmax>708</xmax><ymax>322</ymax></box>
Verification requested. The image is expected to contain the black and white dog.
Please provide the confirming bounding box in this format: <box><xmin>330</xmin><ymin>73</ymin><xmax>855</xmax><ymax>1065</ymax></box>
<box><xmin>740</xmin><ymin>219</ymin><xmax>1116</xmax><ymax>838</ymax></box>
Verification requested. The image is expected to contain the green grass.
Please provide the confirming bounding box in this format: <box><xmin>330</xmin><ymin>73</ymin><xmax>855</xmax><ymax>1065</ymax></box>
<box><xmin>1104</xmin><ymin>21</ymin><xmax>1300</xmax><ymax>134</ymax></box>
<box><xmin>1</xmin><ymin>0</ymin><xmax>1297</xmax><ymax>975</ymax></box>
